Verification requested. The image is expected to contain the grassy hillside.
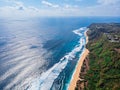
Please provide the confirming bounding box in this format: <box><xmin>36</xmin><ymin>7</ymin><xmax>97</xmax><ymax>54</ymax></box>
<box><xmin>85</xmin><ymin>23</ymin><xmax>120</xmax><ymax>90</ymax></box>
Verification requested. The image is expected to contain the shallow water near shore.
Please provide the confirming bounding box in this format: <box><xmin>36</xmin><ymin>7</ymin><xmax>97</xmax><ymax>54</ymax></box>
<box><xmin>0</xmin><ymin>17</ymin><xmax>120</xmax><ymax>90</ymax></box>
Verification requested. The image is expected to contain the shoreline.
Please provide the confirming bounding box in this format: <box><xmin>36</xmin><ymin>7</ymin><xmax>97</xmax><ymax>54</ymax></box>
<box><xmin>68</xmin><ymin>30</ymin><xmax>89</xmax><ymax>90</ymax></box>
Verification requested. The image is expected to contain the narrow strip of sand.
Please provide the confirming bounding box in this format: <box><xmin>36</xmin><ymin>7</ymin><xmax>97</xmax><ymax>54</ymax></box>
<box><xmin>68</xmin><ymin>30</ymin><xmax>89</xmax><ymax>90</ymax></box>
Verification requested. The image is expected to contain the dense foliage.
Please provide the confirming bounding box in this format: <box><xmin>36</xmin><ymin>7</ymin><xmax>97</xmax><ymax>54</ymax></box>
<box><xmin>85</xmin><ymin>23</ymin><xmax>120</xmax><ymax>90</ymax></box>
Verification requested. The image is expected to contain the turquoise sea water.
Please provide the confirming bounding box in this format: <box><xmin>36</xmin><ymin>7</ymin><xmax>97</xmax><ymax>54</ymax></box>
<box><xmin>0</xmin><ymin>17</ymin><xmax>120</xmax><ymax>90</ymax></box>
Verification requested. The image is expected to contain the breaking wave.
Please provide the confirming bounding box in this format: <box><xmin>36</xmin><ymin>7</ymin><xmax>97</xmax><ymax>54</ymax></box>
<box><xmin>28</xmin><ymin>27</ymin><xmax>87</xmax><ymax>90</ymax></box>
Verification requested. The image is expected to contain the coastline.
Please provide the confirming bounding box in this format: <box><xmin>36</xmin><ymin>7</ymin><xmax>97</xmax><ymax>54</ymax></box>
<box><xmin>68</xmin><ymin>30</ymin><xmax>89</xmax><ymax>90</ymax></box>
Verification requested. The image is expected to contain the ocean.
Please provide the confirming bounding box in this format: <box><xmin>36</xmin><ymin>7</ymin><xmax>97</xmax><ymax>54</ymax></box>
<box><xmin>0</xmin><ymin>17</ymin><xmax>120</xmax><ymax>90</ymax></box>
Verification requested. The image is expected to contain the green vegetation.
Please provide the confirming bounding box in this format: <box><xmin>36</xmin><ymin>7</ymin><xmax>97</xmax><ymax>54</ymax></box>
<box><xmin>85</xmin><ymin>23</ymin><xmax>120</xmax><ymax>90</ymax></box>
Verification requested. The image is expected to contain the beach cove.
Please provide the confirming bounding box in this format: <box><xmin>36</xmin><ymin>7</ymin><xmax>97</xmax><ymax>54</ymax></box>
<box><xmin>68</xmin><ymin>30</ymin><xmax>89</xmax><ymax>90</ymax></box>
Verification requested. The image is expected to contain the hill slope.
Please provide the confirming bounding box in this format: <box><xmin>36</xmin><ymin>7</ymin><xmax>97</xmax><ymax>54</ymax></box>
<box><xmin>85</xmin><ymin>23</ymin><xmax>120</xmax><ymax>90</ymax></box>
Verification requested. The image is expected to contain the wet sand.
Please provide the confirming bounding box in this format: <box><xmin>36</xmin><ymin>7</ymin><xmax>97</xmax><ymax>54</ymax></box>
<box><xmin>68</xmin><ymin>30</ymin><xmax>89</xmax><ymax>90</ymax></box>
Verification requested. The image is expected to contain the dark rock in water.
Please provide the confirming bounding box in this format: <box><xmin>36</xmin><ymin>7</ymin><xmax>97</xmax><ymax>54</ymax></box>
<box><xmin>51</xmin><ymin>73</ymin><xmax>65</xmax><ymax>90</ymax></box>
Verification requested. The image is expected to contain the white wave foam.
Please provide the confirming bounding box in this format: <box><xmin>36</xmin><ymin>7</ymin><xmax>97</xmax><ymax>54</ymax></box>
<box><xmin>28</xmin><ymin>27</ymin><xmax>87</xmax><ymax>90</ymax></box>
<box><xmin>73</xmin><ymin>27</ymin><xmax>87</xmax><ymax>36</ymax></box>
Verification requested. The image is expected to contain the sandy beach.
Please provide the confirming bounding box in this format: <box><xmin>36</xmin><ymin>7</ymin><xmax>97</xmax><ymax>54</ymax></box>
<box><xmin>68</xmin><ymin>30</ymin><xmax>89</xmax><ymax>90</ymax></box>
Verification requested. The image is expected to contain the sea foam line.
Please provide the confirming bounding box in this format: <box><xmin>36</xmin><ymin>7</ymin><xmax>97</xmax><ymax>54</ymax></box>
<box><xmin>28</xmin><ymin>27</ymin><xmax>87</xmax><ymax>90</ymax></box>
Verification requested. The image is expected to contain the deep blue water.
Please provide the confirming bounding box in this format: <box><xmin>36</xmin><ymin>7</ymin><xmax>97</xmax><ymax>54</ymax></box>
<box><xmin>0</xmin><ymin>17</ymin><xmax>120</xmax><ymax>90</ymax></box>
